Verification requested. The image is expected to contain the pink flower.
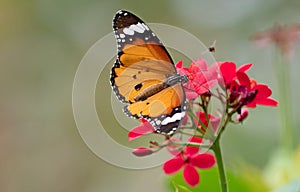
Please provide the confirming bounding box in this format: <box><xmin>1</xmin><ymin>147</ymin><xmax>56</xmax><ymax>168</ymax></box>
<box><xmin>163</xmin><ymin>137</ymin><xmax>216</xmax><ymax>187</ymax></box>
<box><xmin>252</xmin><ymin>23</ymin><xmax>300</xmax><ymax>60</ymax></box>
<box><xmin>128</xmin><ymin>119</ymin><xmax>155</xmax><ymax>141</ymax></box>
<box><xmin>176</xmin><ymin>58</ymin><xmax>218</xmax><ymax>99</ymax></box>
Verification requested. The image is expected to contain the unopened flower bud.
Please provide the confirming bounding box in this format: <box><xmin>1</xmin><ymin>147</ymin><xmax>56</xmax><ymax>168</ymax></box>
<box><xmin>237</xmin><ymin>108</ymin><xmax>249</xmax><ymax>122</ymax></box>
<box><xmin>132</xmin><ymin>147</ymin><xmax>153</xmax><ymax>157</ymax></box>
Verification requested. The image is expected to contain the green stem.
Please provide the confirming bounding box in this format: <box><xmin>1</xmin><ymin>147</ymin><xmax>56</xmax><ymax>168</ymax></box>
<box><xmin>210</xmin><ymin>112</ymin><xmax>231</xmax><ymax>192</ymax></box>
<box><xmin>274</xmin><ymin>48</ymin><xmax>294</xmax><ymax>152</ymax></box>
<box><xmin>211</xmin><ymin>136</ymin><xmax>227</xmax><ymax>192</ymax></box>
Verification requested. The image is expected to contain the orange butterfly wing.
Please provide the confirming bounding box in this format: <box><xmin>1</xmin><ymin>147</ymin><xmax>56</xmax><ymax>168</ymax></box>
<box><xmin>110</xmin><ymin>10</ymin><xmax>186</xmax><ymax>134</ymax></box>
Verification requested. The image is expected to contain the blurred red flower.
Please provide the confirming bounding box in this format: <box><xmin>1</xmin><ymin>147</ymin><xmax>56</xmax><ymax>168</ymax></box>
<box><xmin>252</xmin><ymin>23</ymin><xmax>300</xmax><ymax>60</ymax></box>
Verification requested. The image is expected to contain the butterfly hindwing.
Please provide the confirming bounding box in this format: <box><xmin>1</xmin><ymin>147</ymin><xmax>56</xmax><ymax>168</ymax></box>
<box><xmin>110</xmin><ymin>10</ymin><xmax>186</xmax><ymax>135</ymax></box>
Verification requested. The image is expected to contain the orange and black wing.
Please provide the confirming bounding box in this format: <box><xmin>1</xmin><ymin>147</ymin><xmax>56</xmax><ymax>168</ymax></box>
<box><xmin>110</xmin><ymin>10</ymin><xmax>186</xmax><ymax>134</ymax></box>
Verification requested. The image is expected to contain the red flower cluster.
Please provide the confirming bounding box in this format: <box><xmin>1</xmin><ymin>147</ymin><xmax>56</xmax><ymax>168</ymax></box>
<box><xmin>219</xmin><ymin>62</ymin><xmax>278</xmax><ymax>113</ymax></box>
<box><xmin>128</xmin><ymin>58</ymin><xmax>278</xmax><ymax>188</ymax></box>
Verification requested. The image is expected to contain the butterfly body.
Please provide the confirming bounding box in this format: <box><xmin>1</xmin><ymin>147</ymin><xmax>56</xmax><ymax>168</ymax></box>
<box><xmin>110</xmin><ymin>10</ymin><xmax>187</xmax><ymax>135</ymax></box>
<box><xmin>134</xmin><ymin>74</ymin><xmax>188</xmax><ymax>102</ymax></box>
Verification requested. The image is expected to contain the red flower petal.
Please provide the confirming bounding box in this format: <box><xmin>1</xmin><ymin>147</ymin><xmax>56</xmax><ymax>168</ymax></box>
<box><xmin>183</xmin><ymin>164</ymin><xmax>200</xmax><ymax>187</ymax></box>
<box><xmin>132</xmin><ymin>147</ymin><xmax>153</xmax><ymax>157</ymax></box>
<box><xmin>185</xmin><ymin>90</ymin><xmax>199</xmax><ymax>99</ymax></box>
<box><xmin>237</xmin><ymin>63</ymin><xmax>252</xmax><ymax>73</ymax></box>
<box><xmin>195</xmin><ymin>112</ymin><xmax>220</xmax><ymax>132</ymax></box>
<box><xmin>255</xmin><ymin>97</ymin><xmax>278</xmax><ymax>106</ymax></box>
<box><xmin>185</xmin><ymin>137</ymin><xmax>203</xmax><ymax>155</ymax></box>
<box><xmin>193</xmin><ymin>78</ymin><xmax>218</xmax><ymax>95</ymax></box>
<box><xmin>163</xmin><ymin>157</ymin><xmax>184</xmax><ymax>174</ymax></box>
<box><xmin>254</xmin><ymin>84</ymin><xmax>272</xmax><ymax>99</ymax></box>
<box><xmin>128</xmin><ymin>121</ymin><xmax>155</xmax><ymax>141</ymax></box>
<box><xmin>219</xmin><ymin>62</ymin><xmax>236</xmax><ymax>86</ymax></box>
<box><xmin>236</xmin><ymin>72</ymin><xmax>251</xmax><ymax>89</ymax></box>
<box><xmin>190</xmin><ymin>58</ymin><xmax>208</xmax><ymax>72</ymax></box>
<box><xmin>176</xmin><ymin>60</ymin><xmax>183</xmax><ymax>68</ymax></box>
<box><xmin>190</xmin><ymin>153</ymin><xmax>216</xmax><ymax>169</ymax></box>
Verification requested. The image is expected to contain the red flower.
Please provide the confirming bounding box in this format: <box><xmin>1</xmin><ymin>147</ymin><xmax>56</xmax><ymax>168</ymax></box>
<box><xmin>176</xmin><ymin>58</ymin><xmax>218</xmax><ymax>99</ymax></box>
<box><xmin>163</xmin><ymin>137</ymin><xmax>216</xmax><ymax>187</ymax></box>
<box><xmin>128</xmin><ymin>119</ymin><xmax>155</xmax><ymax>141</ymax></box>
<box><xmin>218</xmin><ymin>62</ymin><xmax>278</xmax><ymax>108</ymax></box>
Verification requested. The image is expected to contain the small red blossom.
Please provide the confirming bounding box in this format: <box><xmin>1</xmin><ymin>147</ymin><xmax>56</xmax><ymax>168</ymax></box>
<box><xmin>128</xmin><ymin>119</ymin><xmax>155</xmax><ymax>141</ymax></box>
<box><xmin>194</xmin><ymin>112</ymin><xmax>220</xmax><ymax>133</ymax></box>
<box><xmin>163</xmin><ymin>137</ymin><xmax>216</xmax><ymax>187</ymax></box>
<box><xmin>176</xmin><ymin>59</ymin><xmax>218</xmax><ymax>99</ymax></box>
<box><xmin>237</xmin><ymin>108</ymin><xmax>249</xmax><ymax>122</ymax></box>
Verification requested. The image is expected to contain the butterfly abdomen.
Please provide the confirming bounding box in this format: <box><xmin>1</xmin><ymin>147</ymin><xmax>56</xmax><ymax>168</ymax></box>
<box><xmin>134</xmin><ymin>83</ymin><xmax>168</xmax><ymax>101</ymax></box>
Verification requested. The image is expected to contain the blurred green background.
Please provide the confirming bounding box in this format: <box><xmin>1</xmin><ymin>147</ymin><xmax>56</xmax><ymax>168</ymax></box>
<box><xmin>1</xmin><ymin>0</ymin><xmax>300</xmax><ymax>191</ymax></box>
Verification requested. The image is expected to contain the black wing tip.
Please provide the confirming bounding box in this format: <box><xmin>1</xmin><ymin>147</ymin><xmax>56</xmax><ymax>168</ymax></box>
<box><xmin>112</xmin><ymin>10</ymin><xmax>142</xmax><ymax>30</ymax></box>
<box><xmin>115</xmin><ymin>10</ymin><xmax>131</xmax><ymax>15</ymax></box>
<box><xmin>112</xmin><ymin>10</ymin><xmax>132</xmax><ymax>25</ymax></box>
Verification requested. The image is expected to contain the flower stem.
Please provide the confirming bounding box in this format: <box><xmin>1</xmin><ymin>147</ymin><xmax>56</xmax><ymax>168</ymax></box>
<box><xmin>274</xmin><ymin>48</ymin><xmax>294</xmax><ymax>152</ymax></box>
<box><xmin>211</xmin><ymin>136</ymin><xmax>227</xmax><ymax>192</ymax></box>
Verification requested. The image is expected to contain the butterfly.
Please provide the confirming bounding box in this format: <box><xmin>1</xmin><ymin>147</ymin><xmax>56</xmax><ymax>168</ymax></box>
<box><xmin>110</xmin><ymin>10</ymin><xmax>188</xmax><ymax>135</ymax></box>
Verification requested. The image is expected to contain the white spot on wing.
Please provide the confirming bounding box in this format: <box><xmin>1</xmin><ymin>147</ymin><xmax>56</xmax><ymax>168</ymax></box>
<box><xmin>119</xmin><ymin>34</ymin><xmax>125</xmax><ymax>38</ymax></box>
<box><xmin>141</xmin><ymin>23</ymin><xmax>149</xmax><ymax>30</ymax></box>
<box><xmin>161</xmin><ymin>112</ymin><xmax>185</xmax><ymax>125</ymax></box>
<box><xmin>155</xmin><ymin>120</ymin><xmax>161</xmax><ymax>125</ymax></box>
<box><xmin>123</xmin><ymin>28</ymin><xmax>134</xmax><ymax>35</ymax></box>
<box><xmin>129</xmin><ymin>23</ymin><xmax>145</xmax><ymax>33</ymax></box>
